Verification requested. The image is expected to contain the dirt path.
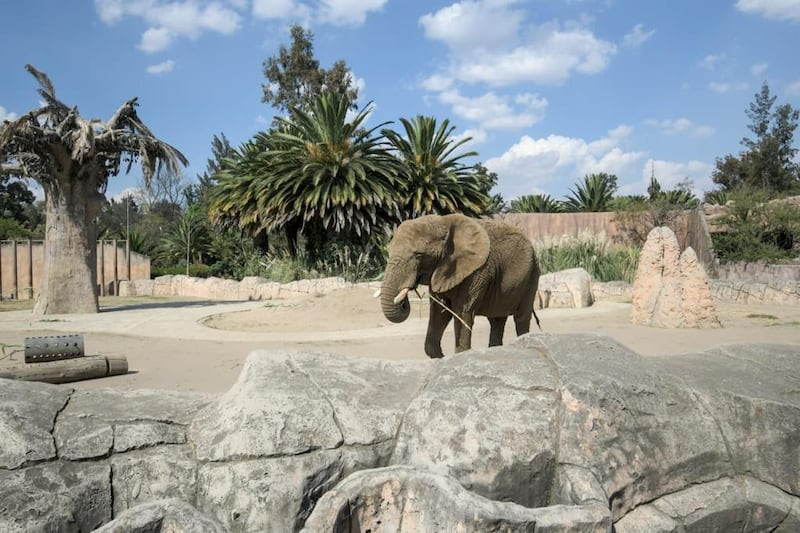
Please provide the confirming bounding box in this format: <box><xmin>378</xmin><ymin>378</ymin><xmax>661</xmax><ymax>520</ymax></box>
<box><xmin>1</xmin><ymin>287</ymin><xmax>798</xmax><ymax>393</ymax></box>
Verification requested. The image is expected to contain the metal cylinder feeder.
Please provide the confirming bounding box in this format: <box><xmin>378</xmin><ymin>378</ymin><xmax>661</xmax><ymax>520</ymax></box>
<box><xmin>24</xmin><ymin>334</ymin><xmax>85</xmax><ymax>363</ymax></box>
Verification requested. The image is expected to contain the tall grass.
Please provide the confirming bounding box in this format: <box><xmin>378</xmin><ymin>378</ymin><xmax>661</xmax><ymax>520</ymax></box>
<box><xmin>534</xmin><ymin>231</ymin><xmax>640</xmax><ymax>283</ymax></box>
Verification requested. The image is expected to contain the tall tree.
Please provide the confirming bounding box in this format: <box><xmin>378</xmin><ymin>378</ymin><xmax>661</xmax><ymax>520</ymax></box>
<box><xmin>383</xmin><ymin>116</ymin><xmax>487</xmax><ymax>218</ymax></box>
<box><xmin>262</xmin><ymin>25</ymin><xmax>359</xmax><ymax>118</ymax></box>
<box><xmin>712</xmin><ymin>82</ymin><xmax>799</xmax><ymax>194</ymax></box>
<box><xmin>0</xmin><ymin>65</ymin><xmax>186</xmax><ymax>313</ymax></box>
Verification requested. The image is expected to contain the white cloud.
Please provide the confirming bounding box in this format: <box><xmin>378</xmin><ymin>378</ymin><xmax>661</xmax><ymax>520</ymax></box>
<box><xmin>139</xmin><ymin>26</ymin><xmax>173</xmax><ymax>53</ymax></box>
<box><xmin>421</xmin><ymin>74</ymin><xmax>454</xmax><ymax>92</ymax></box>
<box><xmin>622</xmin><ymin>23</ymin><xmax>655</xmax><ymax>48</ymax></box>
<box><xmin>787</xmin><ymin>80</ymin><xmax>800</xmax><ymax>95</ymax></box>
<box><xmin>420</xmin><ymin>2</ymin><xmax>616</xmax><ymax>87</ymax></box>
<box><xmin>735</xmin><ymin>0</ymin><xmax>800</xmax><ymax>22</ymax></box>
<box><xmin>318</xmin><ymin>0</ymin><xmax>388</xmax><ymax>26</ymax></box>
<box><xmin>454</xmin><ymin>128</ymin><xmax>488</xmax><ymax>146</ymax></box>
<box><xmin>146</xmin><ymin>59</ymin><xmax>175</xmax><ymax>74</ymax></box>
<box><xmin>438</xmin><ymin>89</ymin><xmax>548</xmax><ymax>130</ymax></box>
<box><xmin>419</xmin><ymin>0</ymin><xmax>525</xmax><ymax>51</ymax></box>
<box><xmin>646</xmin><ymin>118</ymin><xmax>714</xmax><ymax>137</ymax></box>
<box><xmin>0</xmin><ymin>105</ymin><xmax>19</xmax><ymax>122</ymax></box>
<box><xmin>95</xmin><ymin>0</ymin><xmax>243</xmax><ymax>53</ymax></box>
<box><xmin>252</xmin><ymin>0</ymin><xmax>299</xmax><ymax>19</ymax></box>
<box><xmin>485</xmin><ymin>126</ymin><xmax>645</xmax><ymax>198</ymax></box>
<box><xmin>698</xmin><ymin>53</ymin><xmax>725</xmax><ymax>70</ymax></box>
<box><xmin>708</xmin><ymin>81</ymin><xmax>749</xmax><ymax>93</ymax></box>
<box><xmin>751</xmin><ymin>62</ymin><xmax>768</xmax><ymax>76</ymax></box>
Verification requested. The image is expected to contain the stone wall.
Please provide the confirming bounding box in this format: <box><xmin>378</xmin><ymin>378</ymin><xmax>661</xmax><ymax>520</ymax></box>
<box><xmin>715</xmin><ymin>260</ymin><xmax>800</xmax><ymax>283</ymax></box>
<box><xmin>119</xmin><ymin>275</ymin><xmax>359</xmax><ymax>301</ymax></box>
<box><xmin>3</xmin><ymin>336</ymin><xmax>799</xmax><ymax>531</ymax></box>
<box><xmin>0</xmin><ymin>240</ymin><xmax>150</xmax><ymax>300</ymax></box>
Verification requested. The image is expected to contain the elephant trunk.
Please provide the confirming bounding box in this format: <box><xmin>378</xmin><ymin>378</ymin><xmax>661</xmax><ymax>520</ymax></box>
<box><xmin>380</xmin><ymin>271</ymin><xmax>412</xmax><ymax>323</ymax></box>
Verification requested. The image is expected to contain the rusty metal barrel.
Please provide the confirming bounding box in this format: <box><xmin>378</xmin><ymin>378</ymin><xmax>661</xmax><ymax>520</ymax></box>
<box><xmin>24</xmin><ymin>334</ymin><xmax>85</xmax><ymax>363</ymax></box>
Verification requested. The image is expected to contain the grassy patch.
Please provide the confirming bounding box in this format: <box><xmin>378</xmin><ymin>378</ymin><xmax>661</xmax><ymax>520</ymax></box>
<box><xmin>746</xmin><ymin>313</ymin><xmax>779</xmax><ymax>320</ymax></box>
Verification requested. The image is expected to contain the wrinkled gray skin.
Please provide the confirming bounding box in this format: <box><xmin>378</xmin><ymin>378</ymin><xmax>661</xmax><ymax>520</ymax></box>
<box><xmin>381</xmin><ymin>214</ymin><xmax>540</xmax><ymax>358</ymax></box>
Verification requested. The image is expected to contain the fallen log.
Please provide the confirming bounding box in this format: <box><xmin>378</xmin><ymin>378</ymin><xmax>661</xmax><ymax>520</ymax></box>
<box><xmin>0</xmin><ymin>354</ymin><xmax>128</xmax><ymax>384</ymax></box>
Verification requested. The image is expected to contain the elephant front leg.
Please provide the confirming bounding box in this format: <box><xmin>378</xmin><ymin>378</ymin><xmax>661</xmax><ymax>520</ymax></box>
<box><xmin>453</xmin><ymin>313</ymin><xmax>475</xmax><ymax>353</ymax></box>
<box><xmin>425</xmin><ymin>297</ymin><xmax>453</xmax><ymax>358</ymax></box>
<box><xmin>488</xmin><ymin>316</ymin><xmax>507</xmax><ymax>347</ymax></box>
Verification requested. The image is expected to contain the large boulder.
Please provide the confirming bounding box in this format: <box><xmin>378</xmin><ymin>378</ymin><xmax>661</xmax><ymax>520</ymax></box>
<box><xmin>631</xmin><ymin>226</ymin><xmax>720</xmax><ymax>328</ymax></box>
<box><xmin>1</xmin><ymin>337</ymin><xmax>798</xmax><ymax>531</ymax></box>
<box><xmin>537</xmin><ymin>267</ymin><xmax>594</xmax><ymax>308</ymax></box>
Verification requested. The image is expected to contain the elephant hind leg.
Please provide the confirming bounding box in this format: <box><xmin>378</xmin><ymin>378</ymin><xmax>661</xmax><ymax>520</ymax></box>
<box><xmin>513</xmin><ymin>308</ymin><xmax>532</xmax><ymax>337</ymax></box>
<box><xmin>488</xmin><ymin>316</ymin><xmax>507</xmax><ymax>347</ymax></box>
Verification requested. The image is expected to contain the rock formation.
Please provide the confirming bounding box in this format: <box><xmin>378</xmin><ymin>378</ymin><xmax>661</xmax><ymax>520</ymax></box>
<box><xmin>2</xmin><ymin>335</ymin><xmax>798</xmax><ymax>531</ymax></box>
<box><xmin>632</xmin><ymin>226</ymin><xmax>721</xmax><ymax>327</ymax></box>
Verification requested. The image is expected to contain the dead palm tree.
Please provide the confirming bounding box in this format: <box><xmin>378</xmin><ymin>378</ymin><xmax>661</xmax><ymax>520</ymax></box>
<box><xmin>0</xmin><ymin>65</ymin><xmax>187</xmax><ymax>313</ymax></box>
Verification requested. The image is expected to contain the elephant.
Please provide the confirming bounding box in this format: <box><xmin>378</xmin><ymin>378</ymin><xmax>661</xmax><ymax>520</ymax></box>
<box><xmin>380</xmin><ymin>213</ymin><xmax>540</xmax><ymax>358</ymax></box>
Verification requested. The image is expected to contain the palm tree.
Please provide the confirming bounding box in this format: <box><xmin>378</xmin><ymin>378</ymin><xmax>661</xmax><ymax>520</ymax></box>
<box><xmin>256</xmin><ymin>91</ymin><xmax>401</xmax><ymax>260</ymax></box>
<box><xmin>563</xmin><ymin>173</ymin><xmax>618</xmax><ymax>212</ymax></box>
<box><xmin>0</xmin><ymin>65</ymin><xmax>186</xmax><ymax>313</ymax></box>
<box><xmin>383</xmin><ymin>116</ymin><xmax>487</xmax><ymax>218</ymax></box>
<box><xmin>509</xmin><ymin>194</ymin><xmax>564</xmax><ymax>213</ymax></box>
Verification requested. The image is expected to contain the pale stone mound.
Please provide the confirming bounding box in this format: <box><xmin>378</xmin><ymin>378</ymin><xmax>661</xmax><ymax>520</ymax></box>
<box><xmin>536</xmin><ymin>267</ymin><xmax>594</xmax><ymax>309</ymax></box>
<box><xmin>632</xmin><ymin>226</ymin><xmax>721</xmax><ymax>328</ymax></box>
<box><xmin>2</xmin><ymin>336</ymin><xmax>798</xmax><ymax>531</ymax></box>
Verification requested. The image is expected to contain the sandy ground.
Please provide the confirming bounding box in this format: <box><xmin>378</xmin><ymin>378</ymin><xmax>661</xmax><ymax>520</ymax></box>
<box><xmin>1</xmin><ymin>285</ymin><xmax>799</xmax><ymax>393</ymax></box>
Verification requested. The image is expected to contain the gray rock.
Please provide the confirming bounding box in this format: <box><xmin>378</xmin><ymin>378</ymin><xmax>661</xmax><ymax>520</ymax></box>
<box><xmin>652</xmin><ymin>344</ymin><xmax>800</xmax><ymax>495</ymax></box>
<box><xmin>391</xmin><ymin>345</ymin><xmax>560</xmax><ymax>507</ymax></box>
<box><xmin>196</xmin><ymin>450</ymin><xmax>342</xmax><ymax>532</ymax></box>
<box><xmin>514</xmin><ymin>334</ymin><xmax>732</xmax><ymax>519</ymax></box>
<box><xmin>303</xmin><ymin>465</ymin><xmax>611</xmax><ymax>533</ymax></box>
<box><xmin>54</xmin><ymin>388</ymin><xmax>212</xmax><ymax>460</ymax></box>
<box><xmin>616</xmin><ymin>476</ymin><xmax>800</xmax><ymax>532</ymax></box>
<box><xmin>0</xmin><ymin>460</ymin><xmax>110</xmax><ymax>532</ymax></box>
<box><xmin>189</xmin><ymin>351</ymin><xmax>343</xmax><ymax>461</ymax></box>
<box><xmin>537</xmin><ymin>267</ymin><xmax>594</xmax><ymax>309</ymax></box>
<box><xmin>111</xmin><ymin>446</ymin><xmax>197</xmax><ymax>515</ymax></box>
<box><xmin>0</xmin><ymin>378</ymin><xmax>72</xmax><ymax>469</ymax></box>
<box><xmin>94</xmin><ymin>498</ymin><xmax>226</xmax><ymax>532</ymax></box>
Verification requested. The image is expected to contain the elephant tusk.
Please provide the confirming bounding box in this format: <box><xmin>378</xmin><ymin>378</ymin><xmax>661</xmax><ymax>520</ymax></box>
<box><xmin>393</xmin><ymin>288</ymin><xmax>410</xmax><ymax>304</ymax></box>
<box><xmin>373</xmin><ymin>288</ymin><xmax>381</xmax><ymax>298</ymax></box>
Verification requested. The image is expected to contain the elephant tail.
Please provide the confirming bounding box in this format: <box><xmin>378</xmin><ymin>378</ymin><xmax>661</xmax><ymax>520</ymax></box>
<box><xmin>533</xmin><ymin>308</ymin><xmax>541</xmax><ymax>330</ymax></box>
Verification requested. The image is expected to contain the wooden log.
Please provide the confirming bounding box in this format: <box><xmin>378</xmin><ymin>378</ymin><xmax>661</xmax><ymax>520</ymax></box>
<box><xmin>0</xmin><ymin>354</ymin><xmax>128</xmax><ymax>384</ymax></box>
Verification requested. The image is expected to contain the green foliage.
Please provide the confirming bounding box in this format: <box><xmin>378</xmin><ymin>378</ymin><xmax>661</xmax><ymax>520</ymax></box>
<box><xmin>0</xmin><ymin>217</ymin><xmax>34</xmax><ymax>239</ymax></box>
<box><xmin>508</xmin><ymin>194</ymin><xmax>563</xmax><ymax>213</ymax></box>
<box><xmin>313</xmin><ymin>242</ymin><xmax>386</xmax><ymax>282</ymax></box>
<box><xmin>712</xmin><ymin>187</ymin><xmax>800</xmax><ymax>262</ymax></box>
<box><xmin>383</xmin><ymin>115</ymin><xmax>486</xmax><ymax>218</ymax></box>
<box><xmin>154</xmin><ymin>207</ymin><xmax>212</xmax><ymax>267</ymax></box>
<box><xmin>711</xmin><ymin>82</ymin><xmax>800</xmax><ymax>195</ymax></box>
<box><xmin>704</xmin><ymin>190</ymin><xmax>730</xmax><ymax>205</ymax></box>
<box><xmin>534</xmin><ymin>232</ymin><xmax>640</xmax><ymax>283</ymax></box>
<box><xmin>151</xmin><ymin>264</ymin><xmax>213</xmax><ymax>278</ymax></box>
<box><xmin>563</xmin><ymin>173</ymin><xmax>618</xmax><ymax>212</ymax></box>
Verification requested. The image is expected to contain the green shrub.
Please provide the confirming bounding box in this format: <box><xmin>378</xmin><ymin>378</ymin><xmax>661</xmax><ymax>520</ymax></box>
<box><xmin>151</xmin><ymin>264</ymin><xmax>213</xmax><ymax>278</ymax></box>
<box><xmin>712</xmin><ymin>188</ymin><xmax>800</xmax><ymax>262</ymax></box>
<box><xmin>534</xmin><ymin>232</ymin><xmax>640</xmax><ymax>283</ymax></box>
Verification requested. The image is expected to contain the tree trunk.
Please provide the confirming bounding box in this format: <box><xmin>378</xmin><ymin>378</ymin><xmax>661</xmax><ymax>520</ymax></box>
<box><xmin>34</xmin><ymin>170</ymin><xmax>104</xmax><ymax>314</ymax></box>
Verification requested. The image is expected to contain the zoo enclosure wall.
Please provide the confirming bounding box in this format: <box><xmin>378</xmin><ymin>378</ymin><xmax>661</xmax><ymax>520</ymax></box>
<box><xmin>494</xmin><ymin>208</ymin><xmax>715</xmax><ymax>270</ymax></box>
<box><xmin>0</xmin><ymin>240</ymin><xmax>151</xmax><ymax>300</ymax></box>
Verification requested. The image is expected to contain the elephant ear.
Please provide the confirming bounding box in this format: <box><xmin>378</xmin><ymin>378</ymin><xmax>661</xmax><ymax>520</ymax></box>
<box><xmin>430</xmin><ymin>214</ymin><xmax>490</xmax><ymax>293</ymax></box>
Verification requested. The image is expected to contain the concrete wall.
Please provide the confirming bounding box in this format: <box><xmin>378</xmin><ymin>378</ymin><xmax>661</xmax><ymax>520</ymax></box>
<box><xmin>494</xmin><ymin>208</ymin><xmax>715</xmax><ymax>269</ymax></box>
<box><xmin>0</xmin><ymin>240</ymin><xmax>150</xmax><ymax>300</ymax></box>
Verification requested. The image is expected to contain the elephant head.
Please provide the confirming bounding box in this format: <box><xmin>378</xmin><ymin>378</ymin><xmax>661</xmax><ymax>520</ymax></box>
<box><xmin>380</xmin><ymin>214</ymin><xmax>490</xmax><ymax>323</ymax></box>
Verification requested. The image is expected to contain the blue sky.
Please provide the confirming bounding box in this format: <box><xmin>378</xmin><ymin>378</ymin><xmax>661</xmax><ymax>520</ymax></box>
<box><xmin>2</xmin><ymin>0</ymin><xmax>800</xmax><ymax>203</ymax></box>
